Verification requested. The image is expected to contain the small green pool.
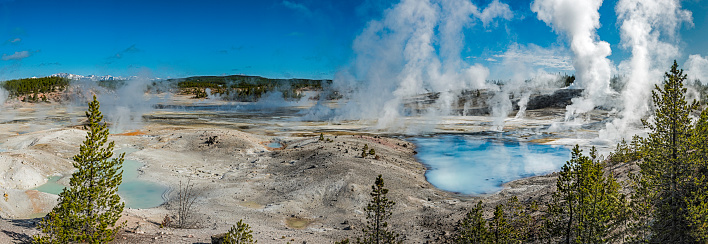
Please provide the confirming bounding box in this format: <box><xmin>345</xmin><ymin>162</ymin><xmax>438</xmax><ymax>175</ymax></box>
<box><xmin>33</xmin><ymin>149</ymin><xmax>168</xmax><ymax>209</ymax></box>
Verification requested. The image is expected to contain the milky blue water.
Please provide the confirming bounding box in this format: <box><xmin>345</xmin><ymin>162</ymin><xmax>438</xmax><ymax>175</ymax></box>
<box><xmin>267</xmin><ymin>141</ymin><xmax>283</xmax><ymax>148</ymax></box>
<box><xmin>411</xmin><ymin>136</ymin><xmax>570</xmax><ymax>195</ymax></box>
<box><xmin>33</xmin><ymin>149</ymin><xmax>167</xmax><ymax>209</ymax></box>
<box><xmin>33</xmin><ymin>176</ymin><xmax>64</xmax><ymax>194</ymax></box>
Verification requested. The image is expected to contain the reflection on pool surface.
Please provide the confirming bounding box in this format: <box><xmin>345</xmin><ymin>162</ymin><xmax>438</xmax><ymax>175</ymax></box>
<box><xmin>411</xmin><ymin>136</ymin><xmax>570</xmax><ymax>195</ymax></box>
<box><xmin>33</xmin><ymin>148</ymin><xmax>168</xmax><ymax>209</ymax></box>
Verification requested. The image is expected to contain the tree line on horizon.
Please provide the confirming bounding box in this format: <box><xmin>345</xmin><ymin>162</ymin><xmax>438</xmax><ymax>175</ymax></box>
<box><xmin>1</xmin><ymin>76</ymin><xmax>70</xmax><ymax>98</ymax></box>
<box><xmin>171</xmin><ymin>75</ymin><xmax>329</xmax><ymax>101</ymax></box>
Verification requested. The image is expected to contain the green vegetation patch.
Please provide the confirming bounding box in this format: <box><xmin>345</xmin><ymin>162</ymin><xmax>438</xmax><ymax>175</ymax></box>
<box><xmin>2</xmin><ymin>77</ymin><xmax>70</xmax><ymax>97</ymax></box>
<box><xmin>169</xmin><ymin>75</ymin><xmax>330</xmax><ymax>101</ymax></box>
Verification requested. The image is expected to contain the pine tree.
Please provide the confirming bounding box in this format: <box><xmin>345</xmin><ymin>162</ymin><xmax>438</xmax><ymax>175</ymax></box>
<box><xmin>687</xmin><ymin>108</ymin><xmax>708</xmax><ymax>241</ymax></box>
<box><xmin>637</xmin><ymin>60</ymin><xmax>698</xmax><ymax>242</ymax></box>
<box><xmin>547</xmin><ymin>145</ymin><xmax>627</xmax><ymax>243</ymax></box>
<box><xmin>504</xmin><ymin>196</ymin><xmax>532</xmax><ymax>243</ymax></box>
<box><xmin>34</xmin><ymin>95</ymin><xmax>125</xmax><ymax>244</ymax></box>
<box><xmin>456</xmin><ymin>197</ymin><xmax>537</xmax><ymax>244</ymax></box>
<box><xmin>547</xmin><ymin>146</ymin><xmax>579</xmax><ymax>243</ymax></box>
<box><xmin>456</xmin><ymin>201</ymin><xmax>489</xmax><ymax>243</ymax></box>
<box><xmin>224</xmin><ymin>219</ymin><xmax>257</xmax><ymax>244</ymax></box>
<box><xmin>358</xmin><ymin>175</ymin><xmax>402</xmax><ymax>244</ymax></box>
<box><xmin>625</xmin><ymin>164</ymin><xmax>653</xmax><ymax>243</ymax></box>
<box><xmin>489</xmin><ymin>204</ymin><xmax>512</xmax><ymax>243</ymax></box>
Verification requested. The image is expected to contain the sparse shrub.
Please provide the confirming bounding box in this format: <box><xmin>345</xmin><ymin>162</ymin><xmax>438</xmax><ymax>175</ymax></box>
<box><xmin>369</xmin><ymin>149</ymin><xmax>375</xmax><ymax>156</ymax></box>
<box><xmin>224</xmin><ymin>219</ymin><xmax>256</xmax><ymax>244</ymax></box>
<box><xmin>161</xmin><ymin>215</ymin><xmax>172</xmax><ymax>228</ymax></box>
<box><xmin>205</xmin><ymin>136</ymin><xmax>219</xmax><ymax>145</ymax></box>
<box><xmin>319</xmin><ymin>133</ymin><xmax>324</xmax><ymax>141</ymax></box>
<box><xmin>174</xmin><ymin>179</ymin><xmax>200</xmax><ymax>228</ymax></box>
<box><xmin>334</xmin><ymin>238</ymin><xmax>350</xmax><ymax>244</ymax></box>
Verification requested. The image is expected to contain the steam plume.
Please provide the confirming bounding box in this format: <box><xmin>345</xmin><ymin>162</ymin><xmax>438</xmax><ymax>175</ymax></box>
<box><xmin>601</xmin><ymin>0</ymin><xmax>692</xmax><ymax>140</ymax></box>
<box><xmin>98</xmin><ymin>77</ymin><xmax>163</xmax><ymax>133</ymax></box>
<box><xmin>332</xmin><ymin>0</ymin><xmax>512</xmax><ymax>130</ymax></box>
<box><xmin>532</xmin><ymin>0</ymin><xmax>613</xmax><ymax>121</ymax></box>
<box><xmin>686</xmin><ymin>54</ymin><xmax>708</xmax><ymax>85</ymax></box>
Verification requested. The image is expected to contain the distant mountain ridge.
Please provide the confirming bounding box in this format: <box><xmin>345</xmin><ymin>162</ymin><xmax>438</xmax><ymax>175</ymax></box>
<box><xmin>46</xmin><ymin>73</ymin><xmax>330</xmax><ymax>83</ymax></box>
<box><xmin>48</xmin><ymin>73</ymin><xmax>131</xmax><ymax>81</ymax></box>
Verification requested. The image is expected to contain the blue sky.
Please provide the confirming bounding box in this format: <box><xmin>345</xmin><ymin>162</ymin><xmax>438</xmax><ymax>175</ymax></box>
<box><xmin>0</xmin><ymin>0</ymin><xmax>706</xmax><ymax>81</ymax></box>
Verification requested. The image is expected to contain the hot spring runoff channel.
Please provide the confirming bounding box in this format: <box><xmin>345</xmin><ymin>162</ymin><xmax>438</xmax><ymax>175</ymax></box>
<box><xmin>411</xmin><ymin>136</ymin><xmax>570</xmax><ymax>195</ymax></box>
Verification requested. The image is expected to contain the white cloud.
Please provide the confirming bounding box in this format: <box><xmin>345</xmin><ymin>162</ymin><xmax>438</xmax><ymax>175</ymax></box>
<box><xmin>686</xmin><ymin>54</ymin><xmax>708</xmax><ymax>85</ymax></box>
<box><xmin>10</xmin><ymin>38</ymin><xmax>20</xmax><ymax>43</ymax></box>
<box><xmin>475</xmin><ymin>0</ymin><xmax>513</xmax><ymax>27</ymax></box>
<box><xmin>2</xmin><ymin>51</ymin><xmax>30</xmax><ymax>61</ymax></box>
<box><xmin>282</xmin><ymin>1</ymin><xmax>311</xmax><ymax>16</ymax></box>
<box><xmin>492</xmin><ymin>44</ymin><xmax>574</xmax><ymax>71</ymax></box>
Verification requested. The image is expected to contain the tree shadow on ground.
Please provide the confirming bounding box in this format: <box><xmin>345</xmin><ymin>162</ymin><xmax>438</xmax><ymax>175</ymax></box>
<box><xmin>1</xmin><ymin>229</ymin><xmax>32</xmax><ymax>243</ymax></box>
<box><xmin>3</xmin><ymin>218</ymin><xmax>41</xmax><ymax>243</ymax></box>
<box><xmin>10</xmin><ymin>218</ymin><xmax>39</xmax><ymax>228</ymax></box>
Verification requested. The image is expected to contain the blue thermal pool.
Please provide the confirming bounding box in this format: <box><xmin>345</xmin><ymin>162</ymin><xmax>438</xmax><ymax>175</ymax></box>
<box><xmin>267</xmin><ymin>141</ymin><xmax>283</xmax><ymax>148</ymax></box>
<box><xmin>411</xmin><ymin>135</ymin><xmax>570</xmax><ymax>195</ymax></box>
<box><xmin>33</xmin><ymin>149</ymin><xmax>168</xmax><ymax>209</ymax></box>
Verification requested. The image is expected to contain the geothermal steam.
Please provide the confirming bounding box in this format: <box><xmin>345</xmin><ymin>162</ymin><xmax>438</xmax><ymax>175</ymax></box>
<box><xmin>687</xmin><ymin>55</ymin><xmax>708</xmax><ymax>85</ymax></box>
<box><xmin>65</xmin><ymin>76</ymin><xmax>166</xmax><ymax>133</ymax></box>
<box><xmin>98</xmin><ymin>77</ymin><xmax>164</xmax><ymax>133</ymax></box>
<box><xmin>532</xmin><ymin>0</ymin><xmax>613</xmax><ymax>121</ymax></box>
<box><xmin>333</xmin><ymin>0</ymin><xmax>512</xmax><ymax>130</ymax></box>
<box><xmin>601</xmin><ymin>0</ymin><xmax>693</xmax><ymax>140</ymax></box>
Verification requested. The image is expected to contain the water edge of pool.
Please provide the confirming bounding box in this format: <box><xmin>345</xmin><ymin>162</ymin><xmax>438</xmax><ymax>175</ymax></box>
<box><xmin>411</xmin><ymin>135</ymin><xmax>571</xmax><ymax>195</ymax></box>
